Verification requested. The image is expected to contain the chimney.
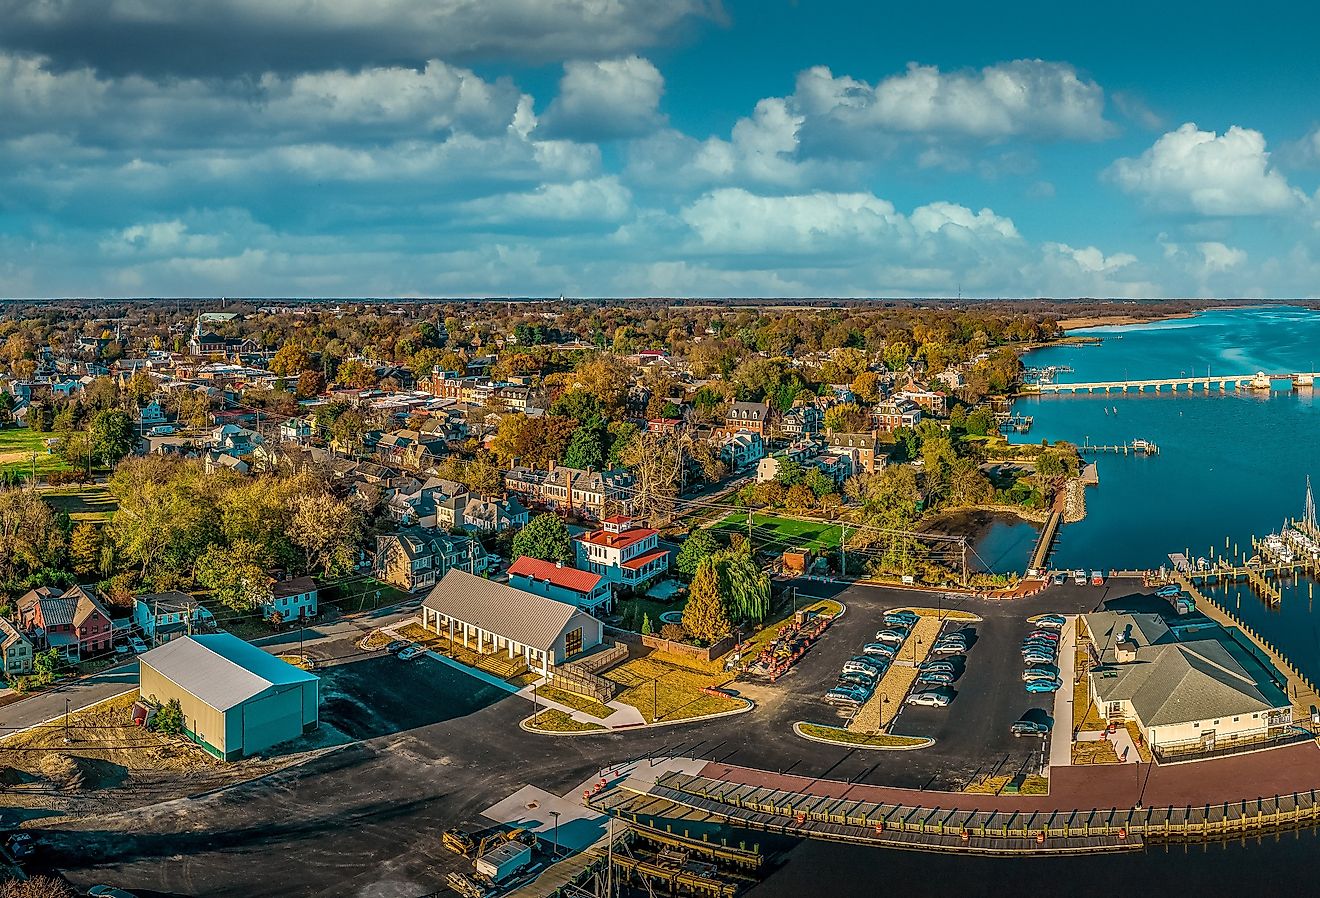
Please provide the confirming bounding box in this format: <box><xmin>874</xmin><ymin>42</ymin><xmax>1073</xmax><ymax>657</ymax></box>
<box><xmin>556</xmin><ymin>561</ymin><xmax>563</xmax><ymax>569</ymax></box>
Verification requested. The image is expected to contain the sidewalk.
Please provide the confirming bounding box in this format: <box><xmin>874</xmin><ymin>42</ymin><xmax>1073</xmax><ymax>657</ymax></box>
<box><xmin>1049</xmin><ymin>616</ymin><xmax>1078</xmax><ymax>768</ymax></box>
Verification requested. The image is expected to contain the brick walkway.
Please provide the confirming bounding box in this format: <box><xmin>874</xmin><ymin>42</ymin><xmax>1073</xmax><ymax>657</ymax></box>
<box><xmin>698</xmin><ymin>738</ymin><xmax>1320</xmax><ymax>814</ymax></box>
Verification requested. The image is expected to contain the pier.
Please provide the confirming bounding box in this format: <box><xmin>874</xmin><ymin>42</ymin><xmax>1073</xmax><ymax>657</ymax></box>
<box><xmin>1024</xmin><ymin>371</ymin><xmax>1319</xmax><ymax>395</ymax></box>
<box><xmin>1079</xmin><ymin>439</ymin><xmax>1159</xmax><ymax>456</ymax></box>
<box><xmin>996</xmin><ymin>414</ymin><xmax>1033</xmax><ymax>434</ymax></box>
<box><xmin>1026</xmin><ymin>510</ymin><xmax>1062</xmax><ymax>575</ymax></box>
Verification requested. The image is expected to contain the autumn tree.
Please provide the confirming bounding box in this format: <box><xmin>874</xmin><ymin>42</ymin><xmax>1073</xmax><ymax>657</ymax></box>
<box><xmin>196</xmin><ymin>538</ymin><xmax>273</xmax><ymax>612</ymax></box>
<box><xmin>270</xmin><ymin>342</ymin><xmax>312</xmax><ymax>376</ymax></box>
<box><xmin>69</xmin><ymin>523</ymin><xmax>101</xmax><ymax>578</ymax></box>
<box><xmin>823</xmin><ymin>402</ymin><xmax>869</xmax><ymax>434</ymax></box>
<box><xmin>681</xmin><ymin>560</ymin><xmax>732</xmax><ymax>644</ymax></box>
<box><xmin>290</xmin><ymin>493</ymin><xmax>360</xmax><ymax>577</ymax></box>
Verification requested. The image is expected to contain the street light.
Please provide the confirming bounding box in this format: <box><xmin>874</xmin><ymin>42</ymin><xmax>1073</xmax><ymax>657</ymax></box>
<box><xmin>63</xmin><ymin>698</ymin><xmax>71</xmax><ymax>744</ymax></box>
<box><xmin>549</xmin><ymin>810</ymin><xmax>561</xmax><ymax>859</ymax></box>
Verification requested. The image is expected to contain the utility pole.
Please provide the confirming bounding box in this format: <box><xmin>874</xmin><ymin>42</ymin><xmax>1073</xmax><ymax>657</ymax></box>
<box><xmin>840</xmin><ymin>524</ymin><xmax>847</xmax><ymax>578</ymax></box>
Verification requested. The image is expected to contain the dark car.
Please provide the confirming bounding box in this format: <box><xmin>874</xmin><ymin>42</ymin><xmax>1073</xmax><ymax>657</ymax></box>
<box><xmin>1011</xmin><ymin>719</ymin><xmax>1050</xmax><ymax>738</ymax></box>
<box><xmin>385</xmin><ymin>640</ymin><xmax>409</xmax><ymax>655</ymax></box>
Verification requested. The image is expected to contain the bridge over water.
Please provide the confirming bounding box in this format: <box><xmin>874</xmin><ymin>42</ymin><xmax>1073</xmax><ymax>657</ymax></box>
<box><xmin>1024</xmin><ymin>371</ymin><xmax>1319</xmax><ymax>395</ymax></box>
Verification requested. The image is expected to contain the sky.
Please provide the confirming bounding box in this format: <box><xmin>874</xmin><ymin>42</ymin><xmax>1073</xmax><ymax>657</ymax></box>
<box><xmin>3</xmin><ymin>0</ymin><xmax>1320</xmax><ymax>299</ymax></box>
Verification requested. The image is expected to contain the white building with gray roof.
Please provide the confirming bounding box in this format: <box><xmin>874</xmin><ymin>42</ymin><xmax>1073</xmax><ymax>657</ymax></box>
<box><xmin>420</xmin><ymin>569</ymin><xmax>602</xmax><ymax>675</ymax></box>
<box><xmin>1082</xmin><ymin>611</ymin><xmax>1291</xmax><ymax>755</ymax></box>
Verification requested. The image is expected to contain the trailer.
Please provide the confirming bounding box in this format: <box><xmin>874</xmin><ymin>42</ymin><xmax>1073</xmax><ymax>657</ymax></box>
<box><xmin>475</xmin><ymin>841</ymin><xmax>532</xmax><ymax>884</ymax></box>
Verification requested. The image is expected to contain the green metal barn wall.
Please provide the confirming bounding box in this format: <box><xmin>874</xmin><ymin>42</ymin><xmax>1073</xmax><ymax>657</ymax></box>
<box><xmin>141</xmin><ymin>663</ymin><xmax>319</xmax><ymax>761</ymax></box>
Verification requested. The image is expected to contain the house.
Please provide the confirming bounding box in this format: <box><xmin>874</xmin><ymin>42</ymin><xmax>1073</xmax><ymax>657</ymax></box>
<box><xmin>263</xmin><ymin>576</ymin><xmax>318</xmax><ymax>622</ymax></box>
<box><xmin>210</xmin><ymin>423</ymin><xmax>262</xmax><ymax>457</ymax></box>
<box><xmin>419</xmin><ymin>570</ymin><xmax>603</xmax><ymax>675</ymax></box>
<box><xmin>827</xmin><ymin>432</ymin><xmax>886</xmax><ymax>474</ymax></box>
<box><xmin>539</xmin><ymin>464</ymin><xmax>633</xmax><ymax>520</ymax></box>
<box><xmin>871</xmin><ymin>399</ymin><xmax>921</xmax><ymax>432</ymax></box>
<box><xmin>189</xmin><ymin>331</ymin><xmax>227</xmax><ymax>357</ymax></box>
<box><xmin>374</xmin><ymin>529</ymin><xmax>491</xmax><ymax>592</ymax></box>
<box><xmin>133</xmin><ymin>591</ymin><xmax>215</xmax><ymax>646</ymax></box>
<box><xmin>781</xmin><ymin>404</ymin><xmax>823</xmax><ymax>437</ymax></box>
<box><xmin>718</xmin><ymin>429</ymin><xmax>765</xmax><ymax>472</ymax></box>
<box><xmin>724</xmin><ymin>400</ymin><xmax>772</xmax><ymax>437</ymax></box>
<box><xmin>462</xmin><ymin>494</ymin><xmax>530</xmax><ymax>533</ymax></box>
<box><xmin>755</xmin><ymin>438</ymin><xmax>823</xmax><ymax>483</ymax></box>
<box><xmin>574</xmin><ymin>514</ymin><xmax>671</xmax><ymax>588</ymax></box>
<box><xmin>138</xmin><ymin>633</ymin><xmax>319</xmax><ymax>761</ymax></box>
<box><xmin>205</xmin><ymin>450</ymin><xmax>250</xmax><ymax>475</ymax></box>
<box><xmin>279</xmin><ymin>417</ymin><xmax>314</xmax><ymax>445</ymax></box>
<box><xmin>137</xmin><ymin>400</ymin><xmax>167</xmax><ymax>427</ymax></box>
<box><xmin>895</xmin><ymin>387</ymin><xmax>948</xmax><ymax>416</ymax></box>
<box><xmin>508</xmin><ymin>556</ymin><xmax>612</xmax><ymax>615</ymax></box>
<box><xmin>1081</xmin><ymin>611</ymin><xmax>1292</xmax><ymax>758</ymax></box>
<box><xmin>16</xmin><ymin>585</ymin><xmax>113</xmax><ymax>661</ymax></box>
<box><xmin>0</xmin><ymin>617</ymin><xmax>34</xmax><ymax>676</ymax></box>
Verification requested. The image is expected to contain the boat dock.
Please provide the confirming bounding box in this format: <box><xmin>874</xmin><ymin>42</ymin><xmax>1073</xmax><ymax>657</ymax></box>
<box><xmin>1025</xmin><ymin>371</ymin><xmax>1320</xmax><ymax>395</ymax></box>
<box><xmin>1079</xmin><ymin>439</ymin><xmax>1159</xmax><ymax>456</ymax></box>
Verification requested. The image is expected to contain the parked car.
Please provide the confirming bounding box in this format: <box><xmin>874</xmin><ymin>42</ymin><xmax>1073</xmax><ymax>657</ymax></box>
<box><xmin>905</xmin><ymin>690</ymin><xmax>952</xmax><ymax>707</ymax></box>
<box><xmin>127</xmin><ymin>636</ymin><xmax>148</xmax><ymax>654</ymax></box>
<box><xmin>1155</xmin><ymin>584</ymin><xmax>1181</xmax><ymax>598</ymax></box>
<box><xmin>919</xmin><ymin>660</ymin><xmax>956</xmax><ymax>674</ymax></box>
<box><xmin>397</xmin><ymin>645</ymin><xmax>426</xmax><ymax>661</ymax></box>
<box><xmin>825</xmin><ymin>687</ymin><xmax>869</xmax><ymax>706</ymax></box>
<box><xmin>1025</xmin><ymin>678</ymin><xmax>1063</xmax><ymax>694</ymax></box>
<box><xmin>1023</xmin><ymin>665</ymin><xmax>1060</xmax><ymax>681</ymax></box>
<box><xmin>385</xmin><ymin>640</ymin><xmax>409</xmax><ymax>655</ymax></box>
<box><xmin>873</xmin><ymin>629</ymin><xmax>907</xmax><ymax>645</ymax></box>
<box><xmin>1011</xmin><ymin>719</ymin><xmax>1051</xmax><ymax>738</ymax></box>
<box><xmin>1091</xmin><ymin>571</ymin><xmax>1106</xmax><ymax>586</ymax></box>
<box><xmin>1035</xmin><ymin>614</ymin><xmax>1067</xmax><ymax>629</ymax></box>
<box><xmin>89</xmin><ymin>888</ymin><xmax>140</xmax><ymax>898</ymax></box>
<box><xmin>5</xmin><ymin>833</ymin><xmax>34</xmax><ymax>859</ymax></box>
<box><xmin>1027</xmin><ymin>629</ymin><xmax>1060</xmax><ymax>642</ymax></box>
<box><xmin>931</xmin><ymin>643</ymin><xmax>966</xmax><ymax>656</ymax></box>
<box><xmin>1022</xmin><ymin>637</ymin><xmax>1057</xmax><ymax>651</ymax></box>
<box><xmin>845</xmin><ymin>656</ymin><xmax>883</xmax><ymax>673</ymax></box>
<box><xmin>884</xmin><ymin>610</ymin><xmax>919</xmax><ymax>627</ymax></box>
<box><xmin>1023</xmin><ymin>651</ymin><xmax>1057</xmax><ymax>666</ymax></box>
<box><xmin>935</xmin><ymin>633</ymin><xmax>969</xmax><ymax>647</ymax></box>
<box><xmin>916</xmin><ymin>671</ymin><xmax>954</xmax><ymax>686</ymax></box>
<box><xmin>1073</xmin><ymin>570</ymin><xmax>1088</xmax><ymax>585</ymax></box>
<box><xmin>1051</xmin><ymin>572</ymin><xmax>1067</xmax><ymax>586</ymax></box>
<box><xmin>862</xmin><ymin>643</ymin><xmax>898</xmax><ymax>659</ymax></box>
<box><xmin>838</xmin><ymin>669</ymin><xmax>877</xmax><ymax>687</ymax></box>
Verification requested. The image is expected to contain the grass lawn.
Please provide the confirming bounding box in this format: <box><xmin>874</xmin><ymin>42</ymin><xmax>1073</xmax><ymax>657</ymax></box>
<box><xmin>1074</xmin><ymin>625</ymin><xmax>1107</xmax><ymax>732</ymax></box>
<box><xmin>850</xmin><ymin>615</ymin><xmax>944</xmax><ymax>733</ymax></box>
<box><xmin>964</xmin><ymin>774</ymin><xmax>1049</xmax><ymax>795</ymax></box>
<box><xmin>604</xmin><ymin>655</ymin><xmax>743</xmax><ymax>723</ymax></box>
<box><xmin>0</xmin><ymin>426</ymin><xmax>72</xmax><ymax>478</ymax></box>
<box><xmin>796</xmin><ymin>723</ymin><xmax>927</xmax><ymax>748</ymax></box>
<box><xmin>535</xmin><ymin>684</ymin><xmax>614</xmax><ymax>719</ymax></box>
<box><xmin>617</xmin><ymin>594</ymin><xmax>687</xmax><ymax>632</ymax></box>
<box><xmin>397</xmin><ymin>622</ymin><xmax>528</xmax><ymax>680</ymax></box>
<box><xmin>712</xmin><ymin>512</ymin><xmax>845</xmax><ymax>554</ymax></box>
<box><xmin>1072</xmin><ymin>739</ymin><xmax>1120</xmax><ymax>765</ymax></box>
<box><xmin>323</xmin><ymin>576</ymin><xmax>408</xmax><ymax>613</ymax></box>
<box><xmin>42</xmin><ymin>483</ymin><xmax>118</xmax><ymax>524</ymax></box>
<box><xmin>890</xmin><ymin>606</ymin><xmax>982</xmax><ymax>622</ymax></box>
<box><xmin>526</xmin><ymin>709</ymin><xmax>605</xmax><ymax>733</ymax></box>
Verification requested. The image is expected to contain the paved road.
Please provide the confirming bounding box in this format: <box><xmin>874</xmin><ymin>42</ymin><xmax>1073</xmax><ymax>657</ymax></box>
<box><xmin>32</xmin><ymin>577</ymin><xmax>1146</xmax><ymax>898</ymax></box>
<box><xmin>0</xmin><ymin>598</ymin><xmax>425</xmax><ymax>734</ymax></box>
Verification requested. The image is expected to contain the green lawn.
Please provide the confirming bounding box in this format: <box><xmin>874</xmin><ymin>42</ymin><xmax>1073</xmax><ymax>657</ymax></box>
<box><xmin>712</xmin><ymin>512</ymin><xmax>845</xmax><ymax>554</ymax></box>
<box><xmin>0</xmin><ymin>426</ymin><xmax>72</xmax><ymax>478</ymax></box>
<box><xmin>42</xmin><ymin>484</ymin><xmax>118</xmax><ymax>524</ymax></box>
<box><xmin>323</xmin><ymin>577</ymin><xmax>408</xmax><ymax>613</ymax></box>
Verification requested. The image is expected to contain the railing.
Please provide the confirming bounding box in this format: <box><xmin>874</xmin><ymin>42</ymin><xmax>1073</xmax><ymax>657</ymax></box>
<box><xmin>570</xmin><ymin>641</ymin><xmax>628</xmax><ymax>675</ymax></box>
<box><xmin>550</xmin><ymin>661</ymin><xmax>617</xmax><ymax>704</ymax></box>
<box><xmin>1153</xmin><ymin>726</ymin><xmax>1314</xmax><ymax>763</ymax></box>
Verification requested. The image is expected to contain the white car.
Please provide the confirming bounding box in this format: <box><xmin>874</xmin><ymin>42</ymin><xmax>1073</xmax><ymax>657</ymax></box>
<box><xmin>89</xmin><ymin>888</ymin><xmax>139</xmax><ymax>898</ymax></box>
<box><xmin>905</xmin><ymin>690</ymin><xmax>952</xmax><ymax>707</ymax></box>
<box><xmin>396</xmin><ymin>645</ymin><xmax>427</xmax><ymax>661</ymax></box>
<box><xmin>128</xmin><ymin>637</ymin><xmax>148</xmax><ymax>654</ymax></box>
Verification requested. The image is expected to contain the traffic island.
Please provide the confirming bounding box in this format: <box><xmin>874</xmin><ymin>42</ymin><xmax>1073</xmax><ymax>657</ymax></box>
<box><xmin>793</xmin><ymin>722</ymin><xmax>932</xmax><ymax>750</ymax></box>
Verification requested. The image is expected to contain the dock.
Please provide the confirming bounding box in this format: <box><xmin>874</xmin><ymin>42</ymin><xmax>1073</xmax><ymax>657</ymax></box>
<box><xmin>1025</xmin><ymin>370</ymin><xmax>1320</xmax><ymax>395</ymax></box>
<box><xmin>1026</xmin><ymin>510</ymin><xmax>1062</xmax><ymax>575</ymax></box>
<box><xmin>1078</xmin><ymin>440</ymin><xmax>1159</xmax><ymax>456</ymax></box>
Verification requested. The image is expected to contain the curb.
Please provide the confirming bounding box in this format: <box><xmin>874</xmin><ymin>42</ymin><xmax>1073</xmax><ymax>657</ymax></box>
<box><xmin>522</xmin><ymin>697</ymin><xmax>755</xmax><ymax>737</ymax></box>
<box><xmin>792</xmin><ymin>722</ymin><xmax>934</xmax><ymax>752</ymax></box>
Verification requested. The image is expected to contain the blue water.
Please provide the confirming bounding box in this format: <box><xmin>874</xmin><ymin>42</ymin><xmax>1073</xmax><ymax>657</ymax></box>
<box><xmin>1014</xmin><ymin>306</ymin><xmax>1320</xmax><ymax>573</ymax></box>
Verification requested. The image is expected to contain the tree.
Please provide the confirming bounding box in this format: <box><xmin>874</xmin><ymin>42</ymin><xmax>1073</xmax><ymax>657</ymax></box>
<box><xmin>563</xmin><ymin>425</ymin><xmax>604</xmax><ymax>470</ymax></box>
<box><xmin>69</xmin><ymin>523</ymin><xmax>101</xmax><ymax>577</ymax></box>
<box><xmin>33</xmin><ymin>648</ymin><xmax>61</xmax><ymax>679</ymax></box>
<box><xmin>712</xmin><ymin>548</ymin><xmax>770</xmax><ymax>623</ymax></box>
<box><xmin>89</xmin><ymin>408</ymin><xmax>134</xmax><ymax>466</ymax></box>
<box><xmin>270</xmin><ymin>342</ymin><xmax>312</xmax><ymax>377</ymax></box>
<box><xmin>949</xmin><ymin>457</ymin><xmax>995</xmax><ymax>506</ymax></box>
<box><xmin>675</xmin><ymin>528</ymin><xmax>721</xmax><ymax>577</ymax></box>
<box><xmin>152</xmin><ymin>698</ymin><xmax>184</xmax><ymax>735</ymax></box>
<box><xmin>290</xmin><ymin>493</ymin><xmax>360</xmax><ymax>577</ymax></box>
<box><xmin>851</xmin><ymin>370</ymin><xmax>881</xmax><ymax>403</ymax></box>
<box><xmin>823</xmin><ymin>402</ymin><xmax>869</xmax><ymax>434</ymax></box>
<box><xmin>295</xmin><ymin>369</ymin><xmax>326</xmax><ymax>399</ymax></box>
<box><xmin>0</xmin><ymin>490</ymin><xmax>67</xmax><ymax>583</ymax></box>
<box><xmin>511</xmin><ymin>513</ymin><xmax>573</xmax><ymax>564</ymax></box>
<box><xmin>336</xmin><ymin>358</ymin><xmax>376</xmax><ymax>388</ymax></box>
<box><xmin>196</xmin><ymin>538</ymin><xmax>274</xmax><ymax>612</ymax></box>
<box><xmin>965</xmin><ymin>406</ymin><xmax>996</xmax><ymax>437</ymax></box>
<box><xmin>640</xmin><ymin>613</ymin><xmax>653</xmax><ymax>636</ymax></box>
<box><xmin>784</xmin><ymin>483</ymin><xmax>815</xmax><ymax>512</ymax></box>
<box><xmin>0</xmin><ymin>874</ymin><xmax>76</xmax><ymax>898</ymax></box>
<box><xmin>682</xmin><ymin>560</ymin><xmax>732</xmax><ymax>644</ymax></box>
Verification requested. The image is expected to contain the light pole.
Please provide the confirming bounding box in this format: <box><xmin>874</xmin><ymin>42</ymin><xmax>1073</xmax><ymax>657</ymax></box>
<box><xmin>63</xmin><ymin>698</ymin><xmax>71</xmax><ymax>744</ymax></box>
<box><xmin>550</xmin><ymin>810</ymin><xmax>561</xmax><ymax>859</ymax></box>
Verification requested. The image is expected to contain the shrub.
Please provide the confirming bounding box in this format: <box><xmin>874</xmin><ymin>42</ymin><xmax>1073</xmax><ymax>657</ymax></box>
<box><xmin>151</xmin><ymin>698</ymin><xmax>184</xmax><ymax>736</ymax></box>
<box><xmin>659</xmin><ymin>623</ymin><xmax>686</xmax><ymax>642</ymax></box>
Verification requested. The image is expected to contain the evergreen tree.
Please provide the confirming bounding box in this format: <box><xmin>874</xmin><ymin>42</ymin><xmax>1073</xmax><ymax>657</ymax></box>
<box><xmin>511</xmin><ymin>513</ymin><xmax>573</xmax><ymax>563</ymax></box>
<box><xmin>682</xmin><ymin>560</ymin><xmax>732</xmax><ymax>644</ymax></box>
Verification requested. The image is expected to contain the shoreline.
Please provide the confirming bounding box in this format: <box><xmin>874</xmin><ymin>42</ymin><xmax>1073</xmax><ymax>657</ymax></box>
<box><xmin>1055</xmin><ymin>311</ymin><xmax>1196</xmax><ymax>331</ymax></box>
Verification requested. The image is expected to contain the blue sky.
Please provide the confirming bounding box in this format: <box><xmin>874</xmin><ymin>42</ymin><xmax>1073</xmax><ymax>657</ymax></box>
<box><xmin>2</xmin><ymin>0</ymin><xmax>1320</xmax><ymax>299</ymax></box>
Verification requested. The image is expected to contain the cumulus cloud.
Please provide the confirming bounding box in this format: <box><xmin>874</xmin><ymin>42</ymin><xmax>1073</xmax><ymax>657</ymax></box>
<box><xmin>538</xmin><ymin>56</ymin><xmax>666</xmax><ymax>141</ymax></box>
<box><xmin>0</xmin><ymin>0</ymin><xmax>720</xmax><ymax>75</ymax></box>
<box><xmin>1109</xmin><ymin>123</ymin><xmax>1304</xmax><ymax>216</ymax></box>
<box><xmin>792</xmin><ymin>59</ymin><xmax>1113</xmax><ymax>154</ymax></box>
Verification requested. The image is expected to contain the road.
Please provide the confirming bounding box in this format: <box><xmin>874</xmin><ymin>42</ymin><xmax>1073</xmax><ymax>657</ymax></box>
<box><xmin>0</xmin><ymin>597</ymin><xmax>426</xmax><ymax>735</ymax></box>
<box><xmin>32</xmin><ymin>577</ymin><xmax>1145</xmax><ymax>897</ymax></box>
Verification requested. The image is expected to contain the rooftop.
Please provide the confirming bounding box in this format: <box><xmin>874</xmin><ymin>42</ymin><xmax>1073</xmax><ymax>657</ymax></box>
<box><xmin>508</xmin><ymin>556</ymin><xmax>602</xmax><ymax>595</ymax></box>
<box><xmin>139</xmin><ymin>633</ymin><xmax>318</xmax><ymax>712</ymax></box>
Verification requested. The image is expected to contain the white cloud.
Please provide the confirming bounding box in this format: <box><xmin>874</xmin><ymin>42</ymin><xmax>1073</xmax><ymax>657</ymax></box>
<box><xmin>792</xmin><ymin>59</ymin><xmax>1113</xmax><ymax>153</ymax></box>
<box><xmin>1197</xmin><ymin>241</ymin><xmax>1247</xmax><ymax>273</ymax></box>
<box><xmin>538</xmin><ymin>56</ymin><xmax>666</xmax><ymax>141</ymax></box>
<box><xmin>1043</xmin><ymin>243</ymin><xmax>1136</xmax><ymax>273</ymax></box>
<box><xmin>1109</xmin><ymin>123</ymin><xmax>1304</xmax><ymax>216</ymax></box>
<box><xmin>457</xmin><ymin>177</ymin><xmax>633</xmax><ymax>225</ymax></box>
